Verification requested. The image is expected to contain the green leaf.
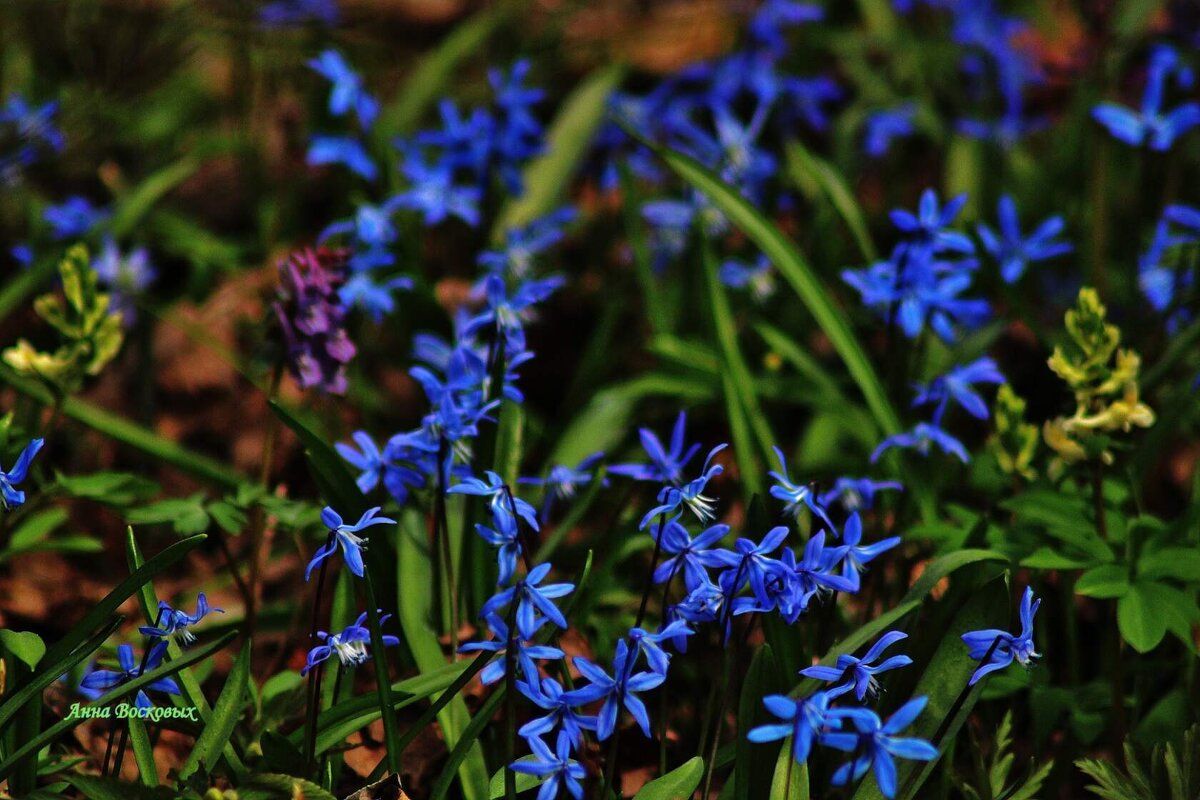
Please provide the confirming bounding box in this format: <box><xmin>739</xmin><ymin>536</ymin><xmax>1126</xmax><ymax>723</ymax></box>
<box><xmin>1118</xmin><ymin>583</ymin><xmax>1169</xmax><ymax>653</ymax></box>
<box><xmin>851</xmin><ymin>578</ymin><xmax>1011</xmax><ymax>800</ymax></box>
<box><xmin>429</xmin><ymin>687</ymin><xmax>505</xmax><ymax>800</ymax></box>
<box><xmin>0</xmin><ymin>631</ymin><xmax>45</xmax><ymax>670</ymax></box>
<box><xmin>127</xmin><ymin>495</ymin><xmax>211</xmax><ymax>535</ymax></box>
<box><xmin>109</xmin><ymin>156</ymin><xmax>202</xmax><ymax>238</ymax></box>
<box><xmin>769</xmin><ymin>745</ymin><xmax>809</xmax><ymax>800</ymax></box>
<box><xmin>127</xmin><ymin>716</ymin><xmax>160</xmax><ymax>787</ymax></box>
<box><xmin>1076</xmin><ymin>564</ymin><xmax>1132</xmax><ymax>599</ymax></box>
<box><xmin>633</xmin><ymin>132</ymin><xmax>902</xmax><ymax>439</ymax></box>
<box><xmin>784</xmin><ymin>141</ymin><xmax>878</xmax><ymax>262</ymax></box>
<box><xmin>633</xmin><ymin>756</ymin><xmax>706</xmax><ymax>800</ymax></box>
<box><xmin>488</xmin><ymin>758</ymin><xmax>546</xmax><ymax>798</ymax></box>
<box><xmin>737</xmin><ymin>645</ymin><xmax>780</xmax><ymax>800</ymax></box>
<box><xmin>178</xmin><ymin>639</ymin><xmax>252</xmax><ymax>780</ymax></box>
<box><xmin>1137</xmin><ymin>547</ymin><xmax>1200</xmax><ymax>582</ymax></box>
<box><xmin>237</xmin><ymin>773</ymin><xmax>338</xmax><ymax>800</ymax></box>
<box><xmin>7</xmin><ymin>508</ymin><xmax>68</xmax><ymax>549</ymax></box>
<box><xmin>361</xmin><ymin>569</ymin><xmax>403</xmax><ymax>777</ymax></box>
<box><xmin>62</xmin><ymin>775</ymin><xmax>174</xmax><ymax>800</ymax></box>
<box><xmin>53</xmin><ymin>470</ymin><xmax>160</xmax><ymax>505</ymax></box>
<box><xmin>1136</xmin><ymin>582</ymin><xmax>1200</xmax><ymax>652</ymax></box>
<box><xmin>547</xmin><ymin>388</ymin><xmax>636</xmax><ymax>471</ymax></box>
<box><xmin>0</xmin><ymin>631</ymin><xmax>236</xmax><ymax>783</ymax></box>
<box><xmin>1019</xmin><ymin>547</ymin><xmax>1098</xmax><ymax>570</ymax></box>
<box><xmin>492</xmin><ymin>63</ymin><xmax>625</xmax><ymax>235</ymax></box>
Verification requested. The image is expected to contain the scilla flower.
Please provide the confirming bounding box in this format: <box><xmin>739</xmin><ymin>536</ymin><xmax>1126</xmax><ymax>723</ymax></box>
<box><xmin>769</xmin><ymin>446</ymin><xmax>835</xmax><ymax>530</ymax></box>
<box><xmin>1</xmin><ymin>437</ymin><xmax>43</xmax><ymax>510</ymax></box>
<box><xmin>640</xmin><ymin>444</ymin><xmax>727</xmax><ymax>527</ymax></box>
<box><xmin>823</xmin><ymin>697</ymin><xmax>939</xmax><ymax>799</ymax></box>
<box><xmin>305</xmin><ymin>506</ymin><xmax>396</xmax><ymax>580</ymax></box>
<box><xmin>800</xmin><ymin>630</ymin><xmax>912</xmax><ymax>701</ymax></box>
<box><xmin>302</xmin><ymin>611</ymin><xmax>400</xmax><ymax>675</ymax></box>
<box><xmin>139</xmin><ymin>594</ymin><xmax>223</xmax><ymax>645</ymax></box>
<box><xmin>510</xmin><ymin>731</ymin><xmax>586</xmax><ymax>800</ymax></box>
<box><xmin>747</xmin><ymin>690</ymin><xmax>836</xmax><ymax>764</ymax></box>
<box><xmin>80</xmin><ymin>642</ymin><xmax>180</xmax><ymax>708</ymax></box>
<box><xmin>961</xmin><ymin>586</ymin><xmax>1041</xmax><ymax>685</ymax></box>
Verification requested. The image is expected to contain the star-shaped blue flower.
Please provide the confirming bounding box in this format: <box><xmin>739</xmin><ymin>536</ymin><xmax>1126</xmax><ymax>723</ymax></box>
<box><xmin>800</xmin><ymin>630</ymin><xmax>912</xmax><ymax>701</ymax></box>
<box><xmin>961</xmin><ymin>586</ymin><xmax>1041</xmax><ymax>685</ymax></box>
<box><xmin>1</xmin><ymin>438</ymin><xmax>43</xmax><ymax>510</ymax></box>
<box><xmin>305</xmin><ymin>506</ymin><xmax>396</xmax><ymax>580</ymax></box>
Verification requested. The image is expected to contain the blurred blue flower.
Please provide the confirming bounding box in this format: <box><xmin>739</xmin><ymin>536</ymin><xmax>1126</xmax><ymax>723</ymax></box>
<box><xmin>44</xmin><ymin>196</ymin><xmax>109</xmax><ymax>240</ymax></box>
<box><xmin>977</xmin><ymin>195</ymin><xmax>1073</xmax><ymax>283</ymax></box>
<box><xmin>889</xmin><ymin>189</ymin><xmax>974</xmax><ymax>259</ymax></box>
<box><xmin>80</xmin><ymin>642</ymin><xmax>179</xmax><ymax>709</ymax></box>
<box><xmin>92</xmin><ymin>237</ymin><xmax>156</xmax><ymax>325</ymax></box>
<box><xmin>393</xmin><ymin>146</ymin><xmax>480</xmax><ymax>226</ymax></box>
<box><xmin>518</xmin><ymin>452</ymin><xmax>606</xmax><ymax>522</ymax></box>
<box><xmin>823</xmin><ymin>697</ymin><xmax>939</xmax><ymax>798</ymax></box>
<box><xmin>305</xmin><ymin>506</ymin><xmax>396</xmax><ymax>580</ymax></box>
<box><xmin>1</xmin><ymin>438</ymin><xmax>44</xmax><ymax>510</ymax></box>
<box><xmin>747</xmin><ymin>691</ymin><xmax>835</xmax><ymax>763</ymax></box>
<box><xmin>748</xmin><ymin>0</ymin><xmax>823</xmax><ymax>56</ymax></box>
<box><xmin>864</xmin><ymin>104</ymin><xmax>917</xmax><ymax>158</ymax></box>
<box><xmin>307</xmin><ymin>135</ymin><xmax>378</xmax><ymax>181</ymax></box>
<box><xmin>610</xmin><ymin>411</ymin><xmax>702</xmax><ymax>486</ymax></box>
<box><xmin>817</xmin><ymin>477</ymin><xmax>903</xmax><ymax>512</ymax></box>
<box><xmin>912</xmin><ymin>357</ymin><xmax>1006</xmax><ymax>423</ymax></box>
<box><xmin>0</xmin><ymin>93</ymin><xmax>63</xmax><ymax>183</ymax></box>
<box><xmin>720</xmin><ymin>255</ymin><xmax>776</xmax><ymax>301</ymax></box>
<box><xmin>259</xmin><ymin>0</ymin><xmax>337</xmax><ymax>27</ymax></box>
<box><xmin>339</xmin><ymin>273</ymin><xmax>413</xmax><ymax>321</ymax></box>
<box><xmin>801</xmin><ymin>630</ymin><xmax>912</xmax><ymax>701</ymax></box>
<box><xmin>480</xmin><ymin>207</ymin><xmax>576</xmax><ymax>279</ymax></box>
<box><xmin>1093</xmin><ymin>44</ymin><xmax>1200</xmax><ymax>151</ymax></box>
<box><xmin>510</xmin><ymin>731</ymin><xmax>586</xmax><ymax>800</ymax></box>
<box><xmin>309</xmin><ymin>50</ymin><xmax>378</xmax><ymax>129</ymax></box>
<box><xmin>139</xmin><ymin>594</ymin><xmax>223</xmax><ymax>645</ymax></box>
<box><xmin>962</xmin><ymin>586</ymin><xmax>1041</xmax><ymax>685</ymax></box>
<box><xmin>769</xmin><ymin>446</ymin><xmax>835</xmax><ymax>530</ymax></box>
<box><xmin>871</xmin><ymin>422</ymin><xmax>970</xmax><ymax>464</ymax></box>
<box><xmin>302</xmin><ymin>610</ymin><xmax>400</xmax><ymax>675</ymax></box>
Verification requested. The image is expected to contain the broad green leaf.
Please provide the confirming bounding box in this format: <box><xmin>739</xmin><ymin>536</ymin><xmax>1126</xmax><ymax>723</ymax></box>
<box><xmin>851</xmin><ymin>578</ymin><xmax>1011</xmax><ymax>800</ymax></box>
<box><xmin>361</xmin><ymin>569</ymin><xmax>403</xmax><ymax>776</ymax></box>
<box><xmin>62</xmin><ymin>775</ymin><xmax>174</xmax><ymax>800</ymax></box>
<box><xmin>0</xmin><ymin>631</ymin><xmax>237</xmax><ymax>782</ymax></box>
<box><xmin>634</xmin><ymin>756</ymin><xmax>706</xmax><ymax>800</ymax></box>
<box><xmin>1076</xmin><ymin>565</ymin><xmax>1131</xmax><ymax>599</ymax></box>
<box><xmin>429</xmin><ymin>688</ymin><xmax>505</xmax><ymax>800</ymax></box>
<box><xmin>769</xmin><ymin>744</ymin><xmax>809</xmax><ymax>800</ymax></box>
<box><xmin>0</xmin><ymin>631</ymin><xmax>45</xmax><ymax>670</ymax></box>
<box><xmin>1137</xmin><ymin>547</ymin><xmax>1200</xmax><ymax>582</ymax></box>
<box><xmin>127</xmin><ymin>495</ymin><xmax>211</xmax><ymax>535</ymax></box>
<box><xmin>53</xmin><ymin>470</ymin><xmax>160</xmax><ymax>506</ymax></box>
<box><xmin>237</xmin><ymin>773</ymin><xmax>338</xmax><ymax>800</ymax></box>
<box><xmin>1019</xmin><ymin>547</ymin><xmax>1098</xmax><ymax>570</ymax></box>
<box><xmin>546</xmin><ymin>388</ymin><xmax>635</xmax><ymax>480</ymax></box>
<box><xmin>7</xmin><ymin>508</ymin><xmax>68</xmax><ymax>549</ymax></box>
<box><xmin>1118</xmin><ymin>583</ymin><xmax>1168</xmax><ymax>653</ymax></box>
<box><xmin>127</xmin><ymin>716</ymin><xmax>159</xmax><ymax>787</ymax></box>
<box><xmin>634</xmin><ymin>133</ymin><xmax>902</xmax><ymax>438</ymax></box>
<box><xmin>1136</xmin><ymin>582</ymin><xmax>1200</xmax><ymax>653</ymax></box>
<box><xmin>494</xmin><ymin>64</ymin><xmax>625</xmax><ymax>236</ymax></box>
<box><xmin>178</xmin><ymin>639</ymin><xmax>252</xmax><ymax>780</ymax></box>
<box><xmin>489</xmin><ymin>758</ymin><xmax>546</xmax><ymax>798</ymax></box>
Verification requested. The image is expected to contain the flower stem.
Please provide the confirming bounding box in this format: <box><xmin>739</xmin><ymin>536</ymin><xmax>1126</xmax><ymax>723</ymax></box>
<box><xmin>504</xmin><ymin>586</ymin><xmax>520</xmax><ymax>800</ymax></box>
<box><xmin>304</xmin><ymin>531</ymin><xmax>335</xmax><ymax>775</ymax></box>
<box><xmin>247</xmin><ymin>359</ymin><xmax>283</xmax><ymax>639</ymax></box>
<box><xmin>435</xmin><ymin>436</ymin><xmax>460</xmax><ymax>657</ymax></box>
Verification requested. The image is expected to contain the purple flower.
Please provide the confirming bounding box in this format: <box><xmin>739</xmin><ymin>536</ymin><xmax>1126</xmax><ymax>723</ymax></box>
<box><xmin>274</xmin><ymin>247</ymin><xmax>357</xmax><ymax>395</ymax></box>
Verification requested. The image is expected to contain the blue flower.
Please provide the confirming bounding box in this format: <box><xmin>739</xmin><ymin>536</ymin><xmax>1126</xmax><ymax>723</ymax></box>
<box><xmin>305</xmin><ymin>506</ymin><xmax>396</xmax><ymax>580</ymax></box>
<box><xmin>719</xmin><ymin>255</ymin><xmax>776</xmax><ymax>301</ymax></box>
<box><xmin>44</xmin><ymin>196</ymin><xmax>109</xmax><ymax>240</ymax></box>
<box><xmin>746</xmin><ymin>691</ymin><xmax>835</xmax><ymax>764</ymax></box>
<box><xmin>302</xmin><ymin>610</ymin><xmax>400</xmax><ymax>675</ymax></box>
<box><xmin>817</xmin><ymin>477</ymin><xmax>903</xmax><ymax>513</ymax></box>
<box><xmin>139</xmin><ymin>594</ymin><xmax>223</xmax><ymax>645</ymax></box>
<box><xmin>338</xmin><ymin>273</ymin><xmax>413</xmax><ymax>321</ymax></box>
<box><xmin>510</xmin><ymin>731</ymin><xmax>586</xmax><ymax>800</ymax></box>
<box><xmin>80</xmin><ymin>642</ymin><xmax>180</xmax><ymax>709</ymax></box>
<box><xmin>92</xmin><ymin>238</ymin><xmax>156</xmax><ymax>325</ymax></box>
<box><xmin>307</xmin><ymin>135</ymin><xmax>378</xmax><ymax>181</ymax></box>
<box><xmin>1093</xmin><ymin>44</ymin><xmax>1200</xmax><ymax>151</ymax></box>
<box><xmin>448</xmin><ymin>470</ymin><xmax>541</xmax><ymax>533</ymax></box>
<box><xmin>748</xmin><ymin>0</ymin><xmax>823</xmax><ymax>55</ymax></box>
<box><xmin>609</xmin><ymin>411</ymin><xmax>702</xmax><ymax>485</ymax></box>
<box><xmin>479</xmin><ymin>207</ymin><xmax>576</xmax><ymax>279</ymax></box>
<box><xmin>518</xmin><ymin>452</ymin><xmax>606</xmax><ymax>522</ymax></box>
<box><xmin>393</xmin><ymin>146</ymin><xmax>481</xmax><ymax>226</ymax></box>
<box><xmin>336</xmin><ymin>430</ymin><xmax>427</xmax><ymax>504</ymax></box>
<box><xmin>826</xmin><ymin>513</ymin><xmax>900</xmax><ymax>592</ymax></box>
<box><xmin>768</xmin><ymin>446</ymin><xmax>835</xmax><ymax>530</ymax></box>
<box><xmin>565</xmin><ymin>640</ymin><xmax>664</xmax><ymax>739</ymax></box>
<box><xmin>481</xmin><ymin>563</ymin><xmax>574</xmax><ymax>640</ymax></box>
<box><xmin>259</xmin><ymin>0</ymin><xmax>337</xmax><ymax>27</ymax></box>
<box><xmin>475</xmin><ymin>515</ymin><xmax>524</xmax><ymax>588</ymax></box>
<box><xmin>628</xmin><ymin>620</ymin><xmax>694</xmax><ymax>675</ymax></box>
<box><xmin>800</xmin><ymin>630</ymin><xmax>912</xmax><ymax>701</ymax></box>
<box><xmin>309</xmin><ymin>50</ymin><xmax>378</xmax><ymax>129</ymax></box>
<box><xmin>652</xmin><ymin>518</ymin><xmax>730</xmax><ymax>591</ymax></box>
<box><xmin>1</xmin><ymin>438</ymin><xmax>44</xmax><ymax>510</ymax></box>
<box><xmin>864</xmin><ymin>104</ymin><xmax>917</xmax><ymax>158</ymax></box>
<box><xmin>320</xmin><ymin>201</ymin><xmax>402</xmax><ymax>250</ymax></box>
<box><xmin>706</xmin><ymin>525</ymin><xmax>790</xmax><ymax>608</ymax></box>
<box><xmin>0</xmin><ymin>94</ymin><xmax>63</xmax><ymax>183</ymax></box>
<box><xmin>517</xmin><ymin>677</ymin><xmax>598</xmax><ymax>747</ymax></box>
<box><xmin>464</xmin><ymin>274</ymin><xmax>565</xmax><ymax>353</ymax></box>
<box><xmin>888</xmin><ymin>189</ymin><xmax>974</xmax><ymax>259</ymax></box>
<box><xmin>793</xmin><ymin>530</ymin><xmax>858</xmax><ymax>606</ymax></box>
<box><xmin>640</xmin><ymin>444</ymin><xmax>727</xmax><ymax>527</ymax></box>
<box><xmin>459</xmin><ymin>612</ymin><xmax>564</xmax><ymax>685</ymax></box>
<box><xmin>823</xmin><ymin>697</ymin><xmax>939</xmax><ymax>799</ymax></box>
<box><xmin>871</xmin><ymin>423</ymin><xmax>970</xmax><ymax>464</ymax></box>
<box><xmin>961</xmin><ymin>586</ymin><xmax>1041</xmax><ymax>685</ymax></box>
<box><xmin>912</xmin><ymin>357</ymin><xmax>1006</xmax><ymax>423</ymax></box>
<box><xmin>977</xmin><ymin>195</ymin><xmax>1073</xmax><ymax>283</ymax></box>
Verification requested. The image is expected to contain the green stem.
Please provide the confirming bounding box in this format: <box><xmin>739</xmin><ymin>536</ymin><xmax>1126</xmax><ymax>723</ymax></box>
<box><xmin>304</xmin><ymin>533</ymin><xmax>335</xmax><ymax>774</ymax></box>
<box><xmin>362</xmin><ymin>569</ymin><xmax>402</xmax><ymax>776</ymax></box>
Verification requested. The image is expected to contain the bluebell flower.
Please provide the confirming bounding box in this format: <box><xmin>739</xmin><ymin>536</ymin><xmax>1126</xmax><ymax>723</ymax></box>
<box><xmin>393</xmin><ymin>146</ymin><xmax>480</xmax><ymax>226</ymax></box>
<box><xmin>639</xmin><ymin>444</ymin><xmax>727</xmax><ymax>527</ymax></box>
<box><xmin>92</xmin><ymin>238</ymin><xmax>156</xmax><ymax>325</ymax></box>
<box><xmin>864</xmin><ymin>104</ymin><xmax>917</xmax><ymax>158</ymax></box>
<box><xmin>565</xmin><ymin>640</ymin><xmax>664</xmax><ymax>739</ymax></box>
<box><xmin>80</xmin><ymin>642</ymin><xmax>180</xmax><ymax>708</ymax></box>
<box><xmin>1139</xmin><ymin>209</ymin><xmax>1198</xmax><ymax>332</ymax></box>
<box><xmin>339</xmin><ymin>273</ymin><xmax>413</xmax><ymax>321</ymax></box>
<box><xmin>139</xmin><ymin>594</ymin><xmax>223</xmax><ymax>645</ymax></box>
<box><xmin>1</xmin><ymin>438</ymin><xmax>44</xmax><ymax>510</ymax></box>
<box><xmin>416</xmin><ymin>99</ymin><xmax>494</xmax><ymax>178</ymax></box>
<box><xmin>448</xmin><ymin>470</ymin><xmax>540</xmax><ymax>532</ymax></box>
<box><xmin>307</xmin><ymin>135</ymin><xmax>378</xmax><ymax>181</ymax></box>
<box><xmin>652</xmin><ymin>519</ymin><xmax>730</xmax><ymax>590</ymax></box>
<box><xmin>889</xmin><ymin>189</ymin><xmax>974</xmax><ymax>259</ymax></box>
<box><xmin>464</xmin><ymin>274</ymin><xmax>565</xmax><ymax>353</ymax></box>
<box><xmin>259</xmin><ymin>0</ymin><xmax>337</xmax><ymax>27</ymax></box>
<box><xmin>827</xmin><ymin>513</ymin><xmax>900</xmax><ymax>592</ymax></box>
<box><xmin>319</xmin><ymin>201</ymin><xmax>402</xmax><ymax>250</ymax></box>
<box><xmin>1093</xmin><ymin>44</ymin><xmax>1200</xmax><ymax>151</ymax></box>
<box><xmin>336</xmin><ymin>430</ymin><xmax>427</xmax><ymax>504</ymax></box>
<box><xmin>780</xmin><ymin>75</ymin><xmax>843</xmax><ymax>133</ymax></box>
<box><xmin>769</xmin><ymin>446</ymin><xmax>835</xmax><ymax>531</ymax></box>
<box><xmin>305</xmin><ymin>506</ymin><xmax>396</xmax><ymax>580</ymax></box>
<box><xmin>44</xmin><ymin>196</ymin><xmax>109</xmax><ymax>240</ymax></box>
<box><xmin>487</xmin><ymin>59</ymin><xmax>546</xmax><ymax>193</ymax></box>
<box><xmin>817</xmin><ymin>477</ymin><xmax>903</xmax><ymax>512</ymax></box>
<box><xmin>871</xmin><ymin>423</ymin><xmax>970</xmax><ymax>464</ymax></box>
<box><xmin>518</xmin><ymin>452</ymin><xmax>606</xmax><ymax>522</ymax></box>
<box><xmin>746</xmin><ymin>691</ymin><xmax>835</xmax><ymax>764</ymax></box>
<box><xmin>517</xmin><ymin>677</ymin><xmax>598</xmax><ymax>747</ymax></box>
<box><xmin>977</xmin><ymin>195</ymin><xmax>1073</xmax><ymax>283</ymax></box>
<box><xmin>673</xmin><ymin>576</ymin><xmax>729</xmax><ymax>629</ymax></box>
<box><xmin>628</xmin><ymin>620</ymin><xmax>694</xmax><ymax>675</ymax></box>
<box><xmin>801</xmin><ymin>630</ymin><xmax>912</xmax><ymax>701</ymax></box>
<box><xmin>479</xmin><ymin>207</ymin><xmax>576</xmax><ymax>279</ymax></box>
<box><xmin>706</xmin><ymin>525</ymin><xmax>790</xmax><ymax>608</ymax></box>
<box><xmin>823</xmin><ymin>697</ymin><xmax>939</xmax><ymax>798</ymax></box>
<box><xmin>481</xmin><ymin>563</ymin><xmax>573</xmax><ymax>640</ymax></box>
<box><xmin>475</xmin><ymin>515</ymin><xmax>523</xmax><ymax>588</ymax></box>
<box><xmin>609</xmin><ymin>411</ymin><xmax>701</xmax><ymax>485</ymax></box>
<box><xmin>961</xmin><ymin>586</ymin><xmax>1041</xmax><ymax>685</ymax></box>
<box><xmin>720</xmin><ymin>255</ymin><xmax>776</xmax><ymax>301</ymax></box>
<box><xmin>912</xmin><ymin>357</ymin><xmax>1006</xmax><ymax>423</ymax></box>
<box><xmin>510</xmin><ymin>731</ymin><xmax>586</xmax><ymax>800</ymax></box>
<box><xmin>459</xmin><ymin>612</ymin><xmax>564</xmax><ymax>685</ymax></box>
<box><xmin>309</xmin><ymin>50</ymin><xmax>378</xmax><ymax>129</ymax></box>
<box><xmin>302</xmin><ymin>610</ymin><xmax>400</xmax><ymax>675</ymax></box>
<box><xmin>793</xmin><ymin>530</ymin><xmax>858</xmax><ymax>607</ymax></box>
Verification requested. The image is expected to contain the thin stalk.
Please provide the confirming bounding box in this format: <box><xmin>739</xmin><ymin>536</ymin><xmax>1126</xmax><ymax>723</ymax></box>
<box><xmin>304</xmin><ymin>532</ymin><xmax>335</xmax><ymax>774</ymax></box>
<box><xmin>213</xmin><ymin>529</ymin><xmax>253</xmax><ymax>613</ymax></box>
<box><xmin>319</xmin><ymin>664</ymin><xmax>347</xmax><ymax>785</ymax></box>
<box><xmin>247</xmin><ymin>360</ymin><xmax>283</xmax><ymax>638</ymax></box>
<box><xmin>110</xmin><ymin>607</ymin><xmax>166</xmax><ymax>778</ymax></box>
<box><xmin>698</xmin><ymin>557</ymin><xmax>751</xmax><ymax>799</ymax></box>
<box><xmin>362</xmin><ymin>571</ymin><xmax>402</xmax><ymax>776</ymax></box>
<box><xmin>504</xmin><ymin>587</ymin><xmax>520</xmax><ymax>800</ymax></box>
<box><xmin>434</xmin><ymin>437</ymin><xmax>460</xmax><ymax>657</ymax></box>
<box><xmin>1091</xmin><ymin>460</ymin><xmax>1126</xmax><ymax>749</ymax></box>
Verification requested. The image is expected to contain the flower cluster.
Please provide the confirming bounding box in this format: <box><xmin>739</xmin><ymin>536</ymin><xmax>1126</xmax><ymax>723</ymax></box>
<box><xmin>273</xmin><ymin>246</ymin><xmax>357</xmax><ymax>395</ymax></box>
